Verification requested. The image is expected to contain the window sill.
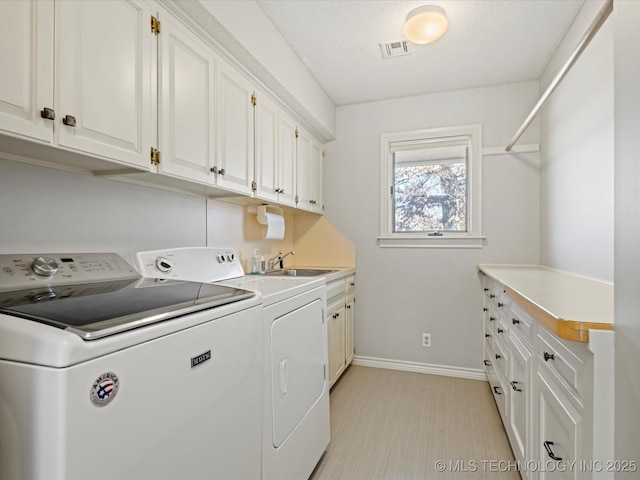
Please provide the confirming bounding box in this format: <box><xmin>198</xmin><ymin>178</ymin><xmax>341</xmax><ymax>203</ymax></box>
<box><xmin>377</xmin><ymin>235</ymin><xmax>486</xmax><ymax>249</ymax></box>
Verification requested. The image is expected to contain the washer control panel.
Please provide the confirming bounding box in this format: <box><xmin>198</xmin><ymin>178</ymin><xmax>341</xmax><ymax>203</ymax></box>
<box><xmin>0</xmin><ymin>253</ymin><xmax>139</xmax><ymax>291</ymax></box>
<box><xmin>132</xmin><ymin>247</ymin><xmax>245</xmax><ymax>282</ymax></box>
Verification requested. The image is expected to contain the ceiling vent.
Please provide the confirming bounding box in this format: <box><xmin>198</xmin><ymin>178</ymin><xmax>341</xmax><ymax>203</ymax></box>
<box><xmin>380</xmin><ymin>40</ymin><xmax>411</xmax><ymax>59</ymax></box>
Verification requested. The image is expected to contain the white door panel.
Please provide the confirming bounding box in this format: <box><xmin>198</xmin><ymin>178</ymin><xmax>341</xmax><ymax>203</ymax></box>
<box><xmin>270</xmin><ymin>299</ymin><xmax>325</xmax><ymax>448</ymax></box>
<box><xmin>0</xmin><ymin>0</ymin><xmax>54</xmax><ymax>142</ymax></box>
<box><xmin>159</xmin><ymin>13</ymin><xmax>216</xmax><ymax>182</ymax></box>
<box><xmin>57</xmin><ymin>0</ymin><xmax>152</xmax><ymax>168</ymax></box>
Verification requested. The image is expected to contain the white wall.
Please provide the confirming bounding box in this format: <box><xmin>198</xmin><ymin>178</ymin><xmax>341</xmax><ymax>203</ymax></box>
<box><xmin>324</xmin><ymin>81</ymin><xmax>540</xmax><ymax>370</ymax></box>
<box><xmin>0</xmin><ymin>159</ymin><xmax>206</xmax><ymax>257</ymax></box>
<box><xmin>539</xmin><ymin>0</ymin><xmax>614</xmax><ymax>281</ymax></box>
<box><xmin>613</xmin><ymin>1</ymin><xmax>640</xmax><ymax>473</ymax></box>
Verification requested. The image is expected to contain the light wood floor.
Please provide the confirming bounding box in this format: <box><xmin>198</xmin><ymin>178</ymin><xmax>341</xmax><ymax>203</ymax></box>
<box><xmin>310</xmin><ymin>365</ymin><xmax>520</xmax><ymax>480</ymax></box>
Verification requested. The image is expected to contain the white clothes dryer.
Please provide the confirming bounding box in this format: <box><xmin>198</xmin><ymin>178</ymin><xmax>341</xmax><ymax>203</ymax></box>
<box><xmin>133</xmin><ymin>247</ymin><xmax>330</xmax><ymax>480</ymax></box>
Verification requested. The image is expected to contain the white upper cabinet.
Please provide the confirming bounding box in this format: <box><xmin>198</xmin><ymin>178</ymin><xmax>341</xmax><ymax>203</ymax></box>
<box><xmin>0</xmin><ymin>1</ymin><xmax>325</xmax><ymax>207</ymax></box>
<box><xmin>0</xmin><ymin>0</ymin><xmax>54</xmax><ymax>143</ymax></box>
<box><xmin>296</xmin><ymin>128</ymin><xmax>323</xmax><ymax>213</ymax></box>
<box><xmin>158</xmin><ymin>11</ymin><xmax>216</xmax><ymax>183</ymax></box>
<box><xmin>255</xmin><ymin>93</ymin><xmax>279</xmax><ymax>203</ymax></box>
<box><xmin>56</xmin><ymin>0</ymin><xmax>153</xmax><ymax>169</ymax></box>
<box><xmin>215</xmin><ymin>61</ymin><xmax>255</xmax><ymax>196</ymax></box>
<box><xmin>255</xmin><ymin>94</ymin><xmax>297</xmax><ymax>207</ymax></box>
<box><xmin>277</xmin><ymin>111</ymin><xmax>298</xmax><ymax>207</ymax></box>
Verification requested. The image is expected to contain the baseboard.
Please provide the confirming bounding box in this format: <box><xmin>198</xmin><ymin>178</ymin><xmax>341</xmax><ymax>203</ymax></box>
<box><xmin>352</xmin><ymin>355</ymin><xmax>487</xmax><ymax>381</ymax></box>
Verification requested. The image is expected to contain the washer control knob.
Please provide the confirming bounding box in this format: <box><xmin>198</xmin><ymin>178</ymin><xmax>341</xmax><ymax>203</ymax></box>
<box><xmin>155</xmin><ymin>257</ymin><xmax>173</xmax><ymax>273</ymax></box>
<box><xmin>31</xmin><ymin>256</ymin><xmax>59</xmax><ymax>277</ymax></box>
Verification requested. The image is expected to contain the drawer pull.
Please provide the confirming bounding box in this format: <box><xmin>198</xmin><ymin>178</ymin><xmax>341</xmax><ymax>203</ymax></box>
<box><xmin>543</xmin><ymin>351</ymin><xmax>555</xmax><ymax>362</ymax></box>
<box><xmin>510</xmin><ymin>381</ymin><xmax>522</xmax><ymax>392</ymax></box>
<box><xmin>489</xmin><ymin>316</ymin><xmax>496</xmax><ymax>322</ymax></box>
<box><xmin>543</xmin><ymin>441</ymin><xmax>563</xmax><ymax>461</ymax></box>
<box><xmin>489</xmin><ymin>294</ymin><xmax>496</xmax><ymax>299</ymax></box>
<box><xmin>498</xmin><ymin>302</ymin><xmax>504</xmax><ymax>308</ymax></box>
<box><xmin>483</xmin><ymin>360</ymin><xmax>492</xmax><ymax>366</ymax></box>
<box><xmin>512</xmin><ymin>318</ymin><xmax>520</xmax><ymax>325</ymax></box>
<box><xmin>493</xmin><ymin>386</ymin><xmax>502</xmax><ymax>395</ymax></box>
<box><xmin>485</xmin><ymin>333</ymin><xmax>491</xmax><ymax>338</ymax></box>
<box><xmin>484</xmin><ymin>288</ymin><xmax>489</xmax><ymax>292</ymax></box>
<box><xmin>483</xmin><ymin>307</ymin><xmax>488</xmax><ymax>312</ymax></box>
<box><xmin>495</xmin><ymin>353</ymin><xmax>501</xmax><ymax>360</ymax></box>
<box><xmin>497</xmin><ymin>328</ymin><xmax>504</xmax><ymax>334</ymax></box>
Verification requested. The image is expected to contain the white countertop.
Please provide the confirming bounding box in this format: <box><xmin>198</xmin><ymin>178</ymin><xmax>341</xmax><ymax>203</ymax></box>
<box><xmin>478</xmin><ymin>264</ymin><xmax>613</xmax><ymax>342</ymax></box>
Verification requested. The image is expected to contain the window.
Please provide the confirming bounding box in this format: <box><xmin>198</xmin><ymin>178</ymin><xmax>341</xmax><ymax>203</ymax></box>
<box><xmin>379</xmin><ymin>124</ymin><xmax>484</xmax><ymax>247</ymax></box>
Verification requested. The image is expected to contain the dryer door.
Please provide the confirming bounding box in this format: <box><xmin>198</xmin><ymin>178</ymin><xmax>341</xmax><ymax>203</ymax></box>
<box><xmin>270</xmin><ymin>298</ymin><xmax>326</xmax><ymax>447</ymax></box>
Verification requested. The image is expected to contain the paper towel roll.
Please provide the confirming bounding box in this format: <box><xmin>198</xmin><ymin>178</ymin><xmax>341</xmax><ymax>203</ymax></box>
<box><xmin>264</xmin><ymin>212</ymin><xmax>285</xmax><ymax>239</ymax></box>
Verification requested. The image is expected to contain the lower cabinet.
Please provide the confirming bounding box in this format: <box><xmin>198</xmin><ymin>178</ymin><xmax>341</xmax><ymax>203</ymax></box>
<box><xmin>481</xmin><ymin>272</ymin><xmax>611</xmax><ymax>480</ymax></box>
<box><xmin>327</xmin><ymin>274</ymin><xmax>356</xmax><ymax>387</ymax></box>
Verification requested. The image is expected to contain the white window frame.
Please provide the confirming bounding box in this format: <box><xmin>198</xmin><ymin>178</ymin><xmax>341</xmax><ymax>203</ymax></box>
<box><xmin>378</xmin><ymin>124</ymin><xmax>484</xmax><ymax>248</ymax></box>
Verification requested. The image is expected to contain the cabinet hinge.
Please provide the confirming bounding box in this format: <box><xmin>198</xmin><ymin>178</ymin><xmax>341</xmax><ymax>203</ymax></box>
<box><xmin>295</xmin><ymin>194</ymin><xmax>299</xmax><ymax>204</ymax></box>
<box><xmin>150</xmin><ymin>147</ymin><xmax>161</xmax><ymax>165</ymax></box>
<box><xmin>151</xmin><ymin>16</ymin><xmax>161</xmax><ymax>35</ymax></box>
<box><xmin>251</xmin><ymin>94</ymin><xmax>257</xmax><ymax>107</ymax></box>
<box><xmin>251</xmin><ymin>180</ymin><xmax>257</xmax><ymax>192</ymax></box>
<box><xmin>324</xmin><ymin>364</ymin><xmax>327</xmax><ymax>380</ymax></box>
<box><xmin>295</xmin><ymin>128</ymin><xmax>299</xmax><ymax>139</ymax></box>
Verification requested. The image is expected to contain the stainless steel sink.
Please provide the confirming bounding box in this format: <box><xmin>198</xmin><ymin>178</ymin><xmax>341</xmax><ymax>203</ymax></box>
<box><xmin>264</xmin><ymin>269</ymin><xmax>336</xmax><ymax>277</ymax></box>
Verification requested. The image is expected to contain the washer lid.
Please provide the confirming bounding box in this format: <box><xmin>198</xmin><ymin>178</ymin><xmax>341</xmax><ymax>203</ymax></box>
<box><xmin>0</xmin><ymin>278</ymin><xmax>255</xmax><ymax>340</ymax></box>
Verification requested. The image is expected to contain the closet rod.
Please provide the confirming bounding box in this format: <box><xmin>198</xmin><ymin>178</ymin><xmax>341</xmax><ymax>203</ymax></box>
<box><xmin>505</xmin><ymin>0</ymin><xmax>613</xmax><ymax>152</ymax></box>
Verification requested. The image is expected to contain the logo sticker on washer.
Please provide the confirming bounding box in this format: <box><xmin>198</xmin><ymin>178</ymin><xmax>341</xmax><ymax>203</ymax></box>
<box><xmin>90</xmin><ymin>372</ymin><xmax>120</xmax><ymax>407</ymax></box>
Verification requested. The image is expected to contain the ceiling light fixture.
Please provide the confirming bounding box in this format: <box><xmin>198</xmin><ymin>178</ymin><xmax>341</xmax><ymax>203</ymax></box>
<box><xmin>403</xmin><ymin>5</ymin><xmax>448</xmax><ymax>45</ymax></box>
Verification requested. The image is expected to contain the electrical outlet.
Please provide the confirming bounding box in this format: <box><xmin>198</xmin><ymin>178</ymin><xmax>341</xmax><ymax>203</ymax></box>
<box><xmin>422</xmin><ymin>333</ymin><xmax>431</xmax><ymax>348</ymax></box>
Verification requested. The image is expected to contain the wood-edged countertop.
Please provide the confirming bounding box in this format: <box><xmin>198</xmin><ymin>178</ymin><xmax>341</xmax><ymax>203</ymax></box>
<box><xmin>478</xmin><ymin>264</ymin><xmax>613</xmax><ymax>343</ymax></box>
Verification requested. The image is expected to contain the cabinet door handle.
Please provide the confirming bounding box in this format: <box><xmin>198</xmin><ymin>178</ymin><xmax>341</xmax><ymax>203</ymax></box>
<box><xmin>498</xmin><ymin>302</ymin><xmax>504</xmax><ymax>308</ymax></box>
<box><xmin>489</xmin><ymin>294</ymin><xmax>495</xmax><ymax>298</ymax></box>
<box><xmin>493</xmin><ymin>386</ymin><xmax>502</xmax><ymax>395</ymax></box>
<box><xmin>497</xmin><ymin>328</ymin><xmax>504</xmax><ymax>334</ymax></box>
<box><xmin>210</xmin><ymin>166</ymin><xmax>218</xmax><ymax>174</ymax></box>
<box><xmin>489</xmin><ymin>316</ymin><xmax>496</xmax><ymax>322</ymax></box>
<box><xmin>483</xmin><ymin>307</ymin><xmax>488</xmax><ymax>312</ymax></box>
<box><xmin>62</xmin><ymin>115</ymin><xmax>76</xmax><ymax>127</ymax></box>
<box><xmin>40</xmin><ymin>107</ymin><xmax>55</xmax><ymax>120</ymax></box>
<box><xmin>218</xmin><ymin>168</ymin><xmax>225</xmax><ymax>175</ymax></box>
<box><xmin>543</xmin><ymin>441</ymin><xmax>563</xmax><ymax>461</ymax></box>
<box><xmin>484</xmin><ymin>288</ymin><xmax>489</xmax><ymax>292</ymax></box>
<box><xmin>512</xmin><ymin>318</ymin><xmax>520</xmax><ymax>325</ymax></box>
<box><xmin>483</xmin><ymin>360</ymin><xmax>492</xmax><ymax>366</ymax></box>
<box><xmin>543</xmin><ymin>351</ymin><xmax>555</xmax><ymax>362</ymax></box>
<box><xmin>485</xmin><ymin>333</ymin><xmax>491</xmax><ymax>338</ymax></box>
<box><xmin>510</xmin><ymin>381</ymin><xmax>522</xmax><ymax>392</ymax></box>
<box><xmin>495</xmin><ymin>353</ymin><xmax>501</xmax><ymax>360</ymax></box>
<box><xmin>346</xmin><ymin>305</ymin><xmax>351</xmax><ymax>309</ymax></box>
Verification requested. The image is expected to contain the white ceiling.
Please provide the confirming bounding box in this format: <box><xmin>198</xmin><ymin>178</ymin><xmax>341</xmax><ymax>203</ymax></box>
<box><xmin>256</xmin><ymin>0</ymin><xmax>586</xmax><ymax>106</ymax></box>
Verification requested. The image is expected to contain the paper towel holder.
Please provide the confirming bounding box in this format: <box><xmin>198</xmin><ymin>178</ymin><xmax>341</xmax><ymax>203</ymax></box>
<box><xmin>256</xmin><ymin>205</ymin><xmax>284</xmax><ymax>225</ymax></box>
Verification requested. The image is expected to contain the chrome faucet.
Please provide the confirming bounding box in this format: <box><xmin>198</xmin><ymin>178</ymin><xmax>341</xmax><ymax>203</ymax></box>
<box><xmin>267</xmin><ymin>250</ymin><xmax>295</xmax><ymax>271</ymax></box>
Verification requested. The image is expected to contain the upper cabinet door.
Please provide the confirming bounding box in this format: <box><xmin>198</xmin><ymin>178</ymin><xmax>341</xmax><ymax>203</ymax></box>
<box><xmin>56</xmin><ymin>0</ymin><xmax>153</xmax><ymax>169</ymax></box>
<box><xmin>158</xmin><ymin>12</ymin><xmax>216</xmax><ymax>184</ymax></box>
<box><xmin>0</xmin><ymin>0</ymin><xmax>54</xmax><ymax>143</ymax></box>
<box><xmin>296</xmin><ymin>129</ymin><xmax>313</xmax><ymax>209</ymax></box>
<box><xmin>255</xmin><ymin>93</ymin><xmax>279</xmax><ymax>202</ymax></box>
<box><xmin>216</xmin><ymin>60</ymin><xmax>255</xmax><ymax>195</ymax></box>
<box><xmin>311</xmin><ymin>140</ymin><xmax>324</xmax><ymax>213</ymax></box>
<box><xmin>277</xmin><ymin>110</ymin><xmax>297</xmax><ymax>207</ymax></box>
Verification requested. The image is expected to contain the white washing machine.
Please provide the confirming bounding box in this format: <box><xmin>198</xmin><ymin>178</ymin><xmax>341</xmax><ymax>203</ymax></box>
<box><xmin>132</xmin><ymin>247</ymin><xmax>330</xmax><ymax>480</ymax></box>
<box><xmin>0</xmin><ymin>252</ymin><xmax>263</xmax><ymax>480</ymax></box>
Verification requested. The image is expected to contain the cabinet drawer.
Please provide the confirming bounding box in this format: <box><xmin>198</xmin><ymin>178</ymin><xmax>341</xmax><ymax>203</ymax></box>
<box><xmin>509</xmin><ymin>302</ymin><xmax>536</xmax><ymax>344</ymax></box>
<box><xmin>344</xmin><ymin>275</ymin><xmax>355</xmax><ymax>293</ymax></box>
<box><xmin>537</xmin><ymin>326</ymin><xmax>590</xmax><ymax>402</ymax></box>
<box><xmin>326</xmin><ymin>278</ymin><xmax>346</xmax><ymax>301</ymax></box>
